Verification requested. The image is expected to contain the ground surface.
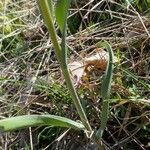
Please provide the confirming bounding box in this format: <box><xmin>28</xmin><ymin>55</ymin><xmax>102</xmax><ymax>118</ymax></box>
<box><xmin>0</xmin><ymin>0</ymin><xmax>150</xmax><ymax>149</ymax></box>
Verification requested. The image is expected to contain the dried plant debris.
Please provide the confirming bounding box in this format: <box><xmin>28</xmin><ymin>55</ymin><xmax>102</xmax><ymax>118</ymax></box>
<box><xmin>68</xmin><ymin>48</ymin><xmax>116</xmax><ymax>86</ymax></box>
<box><xmin>69</xmin><ymin>60</ymin><xmax>84</xmax><ymax>85</ymax></box>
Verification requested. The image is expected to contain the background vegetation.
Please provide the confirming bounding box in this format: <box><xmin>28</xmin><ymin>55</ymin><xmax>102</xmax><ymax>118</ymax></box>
<box><xmin>0</xmin><ymin>0</ymin><xmax>150</xmax><ymax>149</ymax></box>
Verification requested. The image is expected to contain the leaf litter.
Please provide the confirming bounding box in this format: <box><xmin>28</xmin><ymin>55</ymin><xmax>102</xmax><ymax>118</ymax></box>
<box><xmin>68</xmin><ymin>48</ymin><xmax>114</xmax><ymax>86</ymax></box>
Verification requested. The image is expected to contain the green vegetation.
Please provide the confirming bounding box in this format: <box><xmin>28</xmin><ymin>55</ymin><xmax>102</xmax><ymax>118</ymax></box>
<box><xmin>0</xmin><ymin>0</ymin><xmax>149</xmax><ymax>149</ymax></box>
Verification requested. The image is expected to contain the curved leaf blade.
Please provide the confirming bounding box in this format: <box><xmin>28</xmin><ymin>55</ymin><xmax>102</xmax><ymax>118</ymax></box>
<box><xmin>100</xmin><ymin>41</ymin><xmax>114</xmax><ymax>99</ymax></box>
<box><xmin>0</xmin><ymin>115</ymin><xmax>85</xmax><ymax>132</ymax></box>
<box><xmin>96</xmin><ymin>41</ymin><xmax>114</xmax><ymax>138</ymax></box>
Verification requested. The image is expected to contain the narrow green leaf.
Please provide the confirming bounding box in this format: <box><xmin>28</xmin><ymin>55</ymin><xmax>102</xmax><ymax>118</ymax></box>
<box><xmin>55</xmin><ymin>0</ymin><xmax>70</xmax><ymax>33</ymax></box>
<box><xmin>55</xmin><ymin>0</ymin><xmax>71</xmax><ymax>66</ymax></box>
<box><xmin>39</xmin><ymin>0</ymin><xmax>54</xmax><ymax>23</ymax></box>
<box><xmin>38</xmin><ymin>1</ymin><xmax>92</xmax><ymax>137</ymax></box>
<box><xmin>47</xmin><ymin>0</ymin><xmax>54</xmax><ymax>18</ymax></box>
<box><xmin>100</xmin><ymin>41</ymin><xmax>114</xmax><ymax>99</ymax></box>
<box><xmin>0</xmin><ymin>115</ymin><xmax>85</xmax><ymax>132</ymax></box>
<box><xmin>38</xmin><ymin>0</ymin><xmax>62</xmax><ymax>62</ymax></box>
<box><xmin>96</xmin><ymin>41</ymin><xmax>114</xmax><ymax>138</ymax></box>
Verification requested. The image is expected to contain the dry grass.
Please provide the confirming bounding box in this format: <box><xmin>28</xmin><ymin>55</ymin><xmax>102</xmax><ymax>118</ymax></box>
<box><xmin>0</xmin><ymin>0</ymin><xmax>149</xmax><ymax>149</ymax></box>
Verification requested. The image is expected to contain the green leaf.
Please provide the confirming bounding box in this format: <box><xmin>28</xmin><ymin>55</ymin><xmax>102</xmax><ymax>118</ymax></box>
<box><xmin>48</xmin><ymin>0</ymin><xmax>54</xmax><ymax>18</ymax></box>
<box><xmin>55</xmin><ymin>0</ymin><xmax>71</xmax><ymax>64</ymax></box>
<box><xmin>55</xmin><ymin>0</ymin><xmax>70</xmax><ymax>33</ymax></box>
<box><xmin>96</xmin><ymin>41</ymin><xmax>114</xmax><ymax>138</ymax></box>
<box><xmin>100</xmin><ymin>41</ymin><xmax>114</xmax><ymax>99</ymax></box>
<box><xmin>0</xmin><ymin>115</ymin><xmax>85</xmax><ymax>132</ymax></box>
<box><xmin>38</xmin><ymin>0</ymin><xmax>54</xmax><ymax>23</ymax></box>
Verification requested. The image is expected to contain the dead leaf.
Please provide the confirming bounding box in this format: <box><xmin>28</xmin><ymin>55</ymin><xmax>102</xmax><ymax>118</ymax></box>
<box><xmin>84</xmin><ymin>49</ymin><xmax>108</xmax><ymax>73</ymax></box>
<box><xmin>68</xmin><ymin>61</ymin><xmax>85</xmax><ymax>85</ymax></box>
<box><xmin>68</xmin><ymin>48</ymin><xmax>116</xmax><ymax>86</ymax></box>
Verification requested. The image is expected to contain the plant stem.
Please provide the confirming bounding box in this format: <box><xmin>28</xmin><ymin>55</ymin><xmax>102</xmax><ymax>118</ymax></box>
<box><xmin>62</xmin><ymin>67</ymin><xmax>92</xmax><ymax>131</ymax></box>
<box><xmin>38</xmin><ymin>0</ymin><xmax>92</xmax><ymax>134</ymax></box>
<box><xmin>38</xmin><ymin>0</ymin><xmax>62</xmax><ymax>62</ymax></box>
<box><xmin>38</xmin><ymin>1</ymin><xmax>106</xmax><ymax>149</ymax></box>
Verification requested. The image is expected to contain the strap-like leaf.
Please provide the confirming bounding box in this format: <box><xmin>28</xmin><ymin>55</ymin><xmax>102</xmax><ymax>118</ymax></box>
<box><xmin>0</xmin><ymin>115</ymin><xmax>85</xmax><ymax>132</ymax></box>
<box><xmin>55</xmin><ymin>0</ymin><xmax>71</xmax><ymax>65</ymax></box>
<box><xmin>55</xmin><ymin>0</ymin><xmax>70</xmax><ymax>33</ymax></box>
<box><xmin>39</xmin><ymin>0</ymin><xmax>54</xmax><ymax>23</ymax></box>
<box><xmin>47</xmin><ymin>0</ymin><xmax>54</xmax><ymax>18</ymax></box>
<box><xmin>96</xmin><ymin>41</ymin><xmax>114</xmax><ymax>138</ymax></box>
<box><xmin>100</xmin><ymin>41</ymin><xmax>114</xmax><ymax>99</ymax></box>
